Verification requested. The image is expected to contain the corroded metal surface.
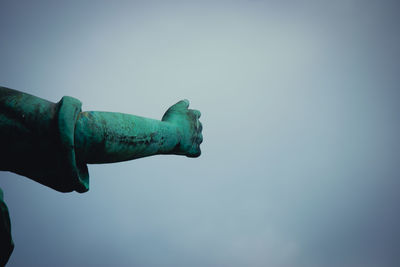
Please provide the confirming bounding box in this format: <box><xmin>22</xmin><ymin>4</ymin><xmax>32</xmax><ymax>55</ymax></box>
<box><xmin>0</xmin><ymin>86</ymin><xmax>87</xmax><ymax>193</ymax></box>
<box><xmin>74</xmin><ymin>100</ymin><xmax>203</xmax><ymax>163</ymax></box>
<box><xmin>0</xmin><ymin>86</ymin><xmax>203</xmax><ymax>265</ymax></box>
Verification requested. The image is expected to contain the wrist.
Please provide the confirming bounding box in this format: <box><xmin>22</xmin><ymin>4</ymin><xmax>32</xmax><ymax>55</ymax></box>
<box><xmin>157</xmin><ymin>121</ymin><xmax>181</xmax><ymax>154</ymax></box>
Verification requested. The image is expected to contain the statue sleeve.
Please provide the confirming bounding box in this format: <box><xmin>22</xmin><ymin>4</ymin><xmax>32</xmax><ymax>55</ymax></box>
<box><xmin>0</xmin><ymin>86</ymin><xmax>89</xmax><ymax>193</ymax></box>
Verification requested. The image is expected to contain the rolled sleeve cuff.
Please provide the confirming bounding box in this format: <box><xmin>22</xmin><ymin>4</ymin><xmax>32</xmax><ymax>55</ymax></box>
<box><xmin>57</xmin><ymin>96</ymin><xmax>89</xmax><ymax>193</ymax></box>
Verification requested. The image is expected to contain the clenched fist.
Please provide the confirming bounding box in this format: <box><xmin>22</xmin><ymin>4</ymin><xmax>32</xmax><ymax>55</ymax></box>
<box><xmin>162</xmin><ymin>100</ymin><xmax>203</xmax><ymax>157</ymax></box>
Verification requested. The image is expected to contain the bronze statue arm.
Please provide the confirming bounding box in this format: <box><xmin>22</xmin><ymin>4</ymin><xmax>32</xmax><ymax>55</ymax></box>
<box><xmin>74</xmin><ymin>100</ymin><xmax>203</xmax><ymax>164</ymax></box>
<box><xmin>0</xmin><ymin>86</ymin><xmax>203</xmax><ymax>193</ymax></box>
<box><xmin>0</xmin><ymin>86</ymin><xmax>203</xmax><ymax>265</ymax></box>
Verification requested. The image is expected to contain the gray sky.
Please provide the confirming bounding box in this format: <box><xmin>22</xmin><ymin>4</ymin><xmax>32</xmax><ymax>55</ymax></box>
<box><xmin>1</xmin><ymin>0</ymin><xmax>400</xmax><ymax>266</ymax></box>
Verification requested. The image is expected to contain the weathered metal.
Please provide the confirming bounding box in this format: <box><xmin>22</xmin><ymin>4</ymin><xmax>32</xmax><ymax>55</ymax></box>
<box><xmin>0</xmin><ymin>86</ymin><xmax>203</xmax><ymax>264</ymax></box>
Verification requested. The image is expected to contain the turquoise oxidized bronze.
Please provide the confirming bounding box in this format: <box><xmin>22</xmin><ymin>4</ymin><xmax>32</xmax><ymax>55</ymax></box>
<box><xmin>0</xmin><ymin>86</ymin><xmax>203</xmax><ymax>265</ymax></box>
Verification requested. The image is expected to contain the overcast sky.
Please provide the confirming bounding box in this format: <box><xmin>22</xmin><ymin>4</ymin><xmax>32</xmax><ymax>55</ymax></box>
<box><xmin>1</xmin><ymin>0</ymin><xmax>400</xmax><ymax>266</ymax></box>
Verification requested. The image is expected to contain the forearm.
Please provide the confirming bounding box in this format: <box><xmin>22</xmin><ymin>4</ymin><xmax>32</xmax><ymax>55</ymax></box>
<box><xmin>74</xmin><ymin>111</ymin><xmax>180</xmax><ymax>164</ymax></box>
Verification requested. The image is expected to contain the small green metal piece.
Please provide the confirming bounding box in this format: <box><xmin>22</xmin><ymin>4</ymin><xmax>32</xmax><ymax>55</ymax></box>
<box><xmin>0</xmin><ymin>188</ymin><xmax>13</xmax><ymax>266</ymax></box>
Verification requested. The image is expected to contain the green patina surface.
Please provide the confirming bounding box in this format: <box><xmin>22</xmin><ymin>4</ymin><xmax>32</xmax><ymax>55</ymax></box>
<box><xmin>0</xmin><ymin>86</ymin><xmax>203</xmax><ymax>265</ymax></box>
